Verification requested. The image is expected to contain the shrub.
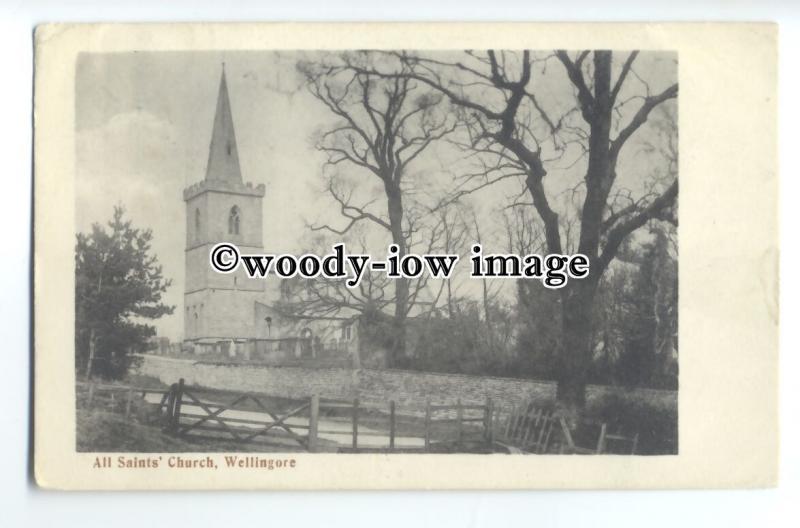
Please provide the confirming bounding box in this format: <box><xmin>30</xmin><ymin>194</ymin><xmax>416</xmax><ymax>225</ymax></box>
<box><xmin>586</xmin><ymin>392</ymin><xmax>678</xmax><ymax>455</ymax></box>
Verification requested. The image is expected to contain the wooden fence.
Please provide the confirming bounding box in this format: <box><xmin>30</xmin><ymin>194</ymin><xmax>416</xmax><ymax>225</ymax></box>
<box><xmin>157</xmin><ymin>379</ymin><xmax>497</xmax><ymax>452</ymax></box>
<box><xmin>78</xmin><ymin>378</ymin><xmax>623</xmax><ymax>454</ymax></box>
<box><xmin>77</xmin><ymin>380</ymin><xmax>170</xmax><ymax>419</ymax></box>
<box><xmin>323</xmin><ymin>396</ymin><xmax>495</xmax><ymax>453</ymax></box>
<box><xmin>490</xmin><ymin>403</ymin><xmax>564</xmax><ymax>453</ymax></box>
<box><xmin>488</xmin><ymin>403</ymin><xmax>638</xmax><ymax>454</ymax></box>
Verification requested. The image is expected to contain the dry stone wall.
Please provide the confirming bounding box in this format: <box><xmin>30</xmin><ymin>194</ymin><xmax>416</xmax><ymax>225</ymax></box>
<box><xmin>136</xmin><ymin>354</ymin><xmax>676</xmax><ymax>414</ymax></box>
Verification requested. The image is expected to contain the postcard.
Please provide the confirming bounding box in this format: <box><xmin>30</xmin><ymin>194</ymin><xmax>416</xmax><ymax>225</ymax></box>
<box><xmin>33</xmin><ymin>22</ymin><xmax>778</xmax><ymax>489</ymax></box>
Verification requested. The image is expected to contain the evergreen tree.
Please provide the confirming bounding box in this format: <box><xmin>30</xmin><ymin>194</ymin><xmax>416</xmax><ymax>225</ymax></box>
<box><xmin>75</xmin><ymin>206</ymin><xmax>174</xmax><ymax>379</ymax></box>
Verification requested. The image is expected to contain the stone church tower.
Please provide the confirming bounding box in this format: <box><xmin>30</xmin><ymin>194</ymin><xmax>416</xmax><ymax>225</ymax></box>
<box><xmin>183</xmin><ymin>66</ymin><xmax>266</xmax><ymax>343</ymax></box>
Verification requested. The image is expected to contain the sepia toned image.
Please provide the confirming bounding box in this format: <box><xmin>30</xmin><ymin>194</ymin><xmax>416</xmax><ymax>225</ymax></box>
<box><xmin>73</xmin><ymin>49</ymin><xmax>677</xmax><ymax>456</ymax></box>
<box><xmin>34</xmin><ymin>23</ymin><xmax>777</xmax><ymax>490</ymax></box>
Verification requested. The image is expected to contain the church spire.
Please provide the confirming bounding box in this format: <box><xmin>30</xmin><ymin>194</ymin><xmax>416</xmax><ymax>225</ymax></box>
<box><xmin>205</xmin><ymin>65</ymin><xmax>242</xmax><ymax>183</ymax></box>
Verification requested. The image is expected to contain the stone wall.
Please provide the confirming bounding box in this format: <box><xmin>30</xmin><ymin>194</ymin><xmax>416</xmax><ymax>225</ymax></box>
<box><xmin>135</xmin><ymin>354</ymin><xmax>677</xmax><ymax>414</ymax></box>
<box><xmin>356</xmin><ymin>368</ymin><xmax>556</xmax><ymax>409</ymax></box>
<box><xmin>136</xmin><ymin>354</ymin><xmax>357</xmax><ymax>401</ymax></box>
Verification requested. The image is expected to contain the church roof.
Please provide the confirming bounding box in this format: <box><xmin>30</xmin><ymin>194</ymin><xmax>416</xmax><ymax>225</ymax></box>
<box><xmin>205</xmin><ymin>65</ymin><xmax>242</xmax><ymax>184</ymax></box>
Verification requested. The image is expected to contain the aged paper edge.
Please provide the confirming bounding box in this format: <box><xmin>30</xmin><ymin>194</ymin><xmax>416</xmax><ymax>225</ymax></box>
<box><xmin>33</xmin><ymin>22</ymin><xmax>778</xmax><ymax>490</ymax></box>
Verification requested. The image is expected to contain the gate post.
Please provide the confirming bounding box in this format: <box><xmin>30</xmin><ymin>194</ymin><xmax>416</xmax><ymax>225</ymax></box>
<box><xmin>125</xmin><ymin>387</ymin><xmax>134</xmax><ymax>419</ymax></box>
<box><xmin>162</xmin><ymin>383</ymin><xmax>176</xmax><ymax>432</ymax></box>
<box><xmin>352</xmin><ymin>398</ymin><xmax>359</xmax><ymax>450</ymax></box>
<box><xmin>169</xmin><ymin>378</ymin><xmax>184</xmax><ymax>434</ymax></box>
<box><xmin>456</xmin><ymin>399</ymin><xmax>464</xmax><ymax>450</ymax></box>
<box><xmin>424</xmin><ymin>399</ymin><xmax>431</xmax><ymax>452</ymax></box>
<box><xmin>484</xmin><ymin>397</ymin><xmax>494</xmax><ymax>448</ymax></box>
<box><xmin>308</xmin><ymin>394</ymin><xmax>319</xmax><ymax>452</ymax></box>
<box><xmin>389</xmin><ymin>400</ymin><xmax>396</xmax><ymax>450</ymax></box>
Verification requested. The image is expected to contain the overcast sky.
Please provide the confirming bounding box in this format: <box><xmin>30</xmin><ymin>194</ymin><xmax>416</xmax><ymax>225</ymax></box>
<box><xmin>77</xmin><ymin>51</ymin><xmax>337</xmax><ymax>339</ymax></box>
<box><xmin>75</xmin><ymin>51</ymin><xmax>676</xmax><ymax>340</ymax></box>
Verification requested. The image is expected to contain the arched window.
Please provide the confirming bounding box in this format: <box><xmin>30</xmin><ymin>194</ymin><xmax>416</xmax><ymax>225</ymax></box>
<box><xmin>194</xmin><ymin>208</ymin><xmax>201</xmax><ymax>239</ymax></box>
<box><xmin>228</xmin><ymin>206</ymin><xmax>240</xmax><ymax>235</ymax></box>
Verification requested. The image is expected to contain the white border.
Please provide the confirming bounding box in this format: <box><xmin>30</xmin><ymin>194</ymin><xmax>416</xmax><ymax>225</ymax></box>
<box><xmin>1</xmin><ymin>2</ymin><xmax>797</xmax><ymax>528</ymax></box>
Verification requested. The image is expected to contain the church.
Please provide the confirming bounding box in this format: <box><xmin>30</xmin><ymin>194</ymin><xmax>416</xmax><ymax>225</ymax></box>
<box><xmin>181</xmin><ymin>67</ymin><xmax>363</xmax><ymax>365</ymax></box>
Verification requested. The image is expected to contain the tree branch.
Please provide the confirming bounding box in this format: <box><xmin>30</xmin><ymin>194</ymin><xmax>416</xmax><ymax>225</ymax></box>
<box><xmin>556</xmin><ymin>50</ymin><xmax>595</xmax><ymax>121</ymax></box>
<box><xmin>610</xmin><ymin>51</ymin><xmax>639</xmax><ymax>104</ymax></box>
<box><xmin>610</xmin><ymin>83</ymin><xmax>678</xmax><ymax>161</ymax></box>
<box><xmin>598</xmin><ymin>179</ymin><xmax>678</xmax><ymax>272</ymax></box>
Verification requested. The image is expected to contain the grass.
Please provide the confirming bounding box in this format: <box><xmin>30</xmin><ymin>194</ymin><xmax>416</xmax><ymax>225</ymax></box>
<box><xmin>76</xmin><ymin>377</ymin><xmax>675</xmax><ymax>454</ymax></box>
<box><xmin>76</xmin><ymin>406</ymin><xmax>310</xmax><ymax>453</ymax></box>
<box><xmin>123</xmin><ymin>373</ymin><xmax>168</xmax><ymax>389</ymax></box>
<box><xmin>77</xmin><ymin>408</ymin><xmax>193</xmax><ymax>452</ymax></box>
<box><xmin>75</xmin><ymin>404</ymin><xmax>485</xmax><ymax>453</ymax></box>
<box><xmin>586</xmin><ymin>392</ymin><xmax>678</xmax><ymax>455</ymax></box>
<box><xmin>76</xmin><ymin>380</ymin><xmax>312</xmax><ymax>452</ymax></box>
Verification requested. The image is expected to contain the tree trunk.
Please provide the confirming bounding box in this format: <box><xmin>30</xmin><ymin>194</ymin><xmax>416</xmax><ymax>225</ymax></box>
<box><xmin>386</xmin><ymin>182</ymin><xmax>407</xmax><ymax>368</ymax></box>
<box><xmin>85</xmin><ymin>328</ymin><xmax>96</xmax><ymax>380</ymax></box>
<box><xmin>85</xmin><ymin>269</ymin><xmax>104</xmax><ymax>380</ymax></box>
<box><xmin>553</xmin><ymin>52</ymin><xmax>613</xmax><ymax>411</ymax></box>
<box><xmin>481</xmin><ymin>277</ymin><xmax>494</xmax><ymax>356</ymax></box>
<box><xmin>556</xmin><ymin>280</ymin><xmax>599</xmax><ymax>411</ymax></box>
<box><xmin>392</xmin><ymin>281</ymin><xmax>408</xmax><ymax>367</ymax></box>
<box><xmin>446</xmin><ymin>279</ymin><xmax>453</xmax><ymax>319</ymax></box>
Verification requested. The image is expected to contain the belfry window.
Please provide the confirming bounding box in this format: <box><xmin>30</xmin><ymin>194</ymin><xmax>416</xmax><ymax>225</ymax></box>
<box><xmin>228</xmin><ymin>206</ymin><xmax>240</xmax><ymax>235</ymax></box>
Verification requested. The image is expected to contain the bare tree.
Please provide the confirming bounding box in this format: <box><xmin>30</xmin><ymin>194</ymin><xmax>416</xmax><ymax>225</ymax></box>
<box><xmin>434</xmin><ymin>203</ymin><xmax>471</xmax><ymax>319</ymax></box>
<box><xmin>351</xmin><ymin>50</ymin><xmax>677</xmax><ymax>410</ymax></box>
<box><xmin>299</xmin><ymin>53</ymin><xmax>456</xmax><ymax>365</ymax></box>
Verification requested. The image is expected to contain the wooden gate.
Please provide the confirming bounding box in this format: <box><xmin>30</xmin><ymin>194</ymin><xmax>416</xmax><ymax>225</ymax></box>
<box><xmin>162</xmin><ymin>380</ymin><xmax>498</xmax><ymax>453</ymax></box>
<box><xmin>492</xmin><ymin>403</ymin><xmax>563</xmax><ymax>453</ymax></box>
<box><xmin>162</xmin><ymin>379</ymin><xmax>317</xmax><ymax>450</ymax></box>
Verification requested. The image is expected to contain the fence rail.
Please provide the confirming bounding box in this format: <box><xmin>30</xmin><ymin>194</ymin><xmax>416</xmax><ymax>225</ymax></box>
<box><xmin>154</xmin><ymin>379</ymin><xmax>498</xmax><ymax>452</ymax></box>
<box><xmin>78</xmin><ymin>378</ymin><xmax>619</xmax><ymax>454</ymax></box>
<box><xmin>76</xmin><ymin>380</ymin><xmax>170</xmax><ymax>419</ymax></box>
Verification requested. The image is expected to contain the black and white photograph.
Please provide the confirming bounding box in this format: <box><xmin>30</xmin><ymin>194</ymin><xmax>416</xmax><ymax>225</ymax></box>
<box><xmin>73</xmin><ymin>49</ymin><xmax>679</xmax><ymax>456</ymax></box>
<box><xmin>2</xmin><ymin>6</ymin><xmax>787</xmax><ymax>525</ymax></box>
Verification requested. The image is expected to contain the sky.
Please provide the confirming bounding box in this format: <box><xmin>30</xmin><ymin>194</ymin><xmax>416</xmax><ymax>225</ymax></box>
<box><xmin>75</xmin><ymin>50</ymin><xmax>676</xmax><ymax>341</ymax></box>
<box><xmin>76</xmin><ymin>51</ymin><xmax>337</xmax><ymax>339</ymax></box>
